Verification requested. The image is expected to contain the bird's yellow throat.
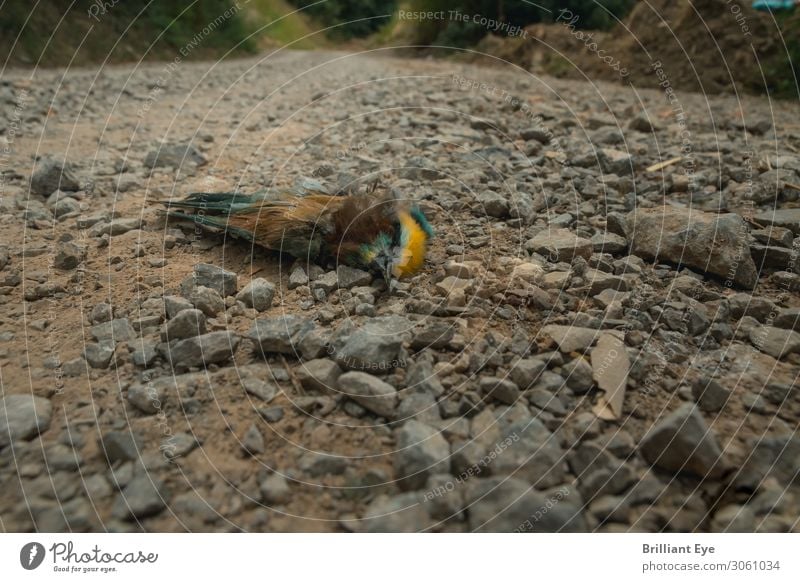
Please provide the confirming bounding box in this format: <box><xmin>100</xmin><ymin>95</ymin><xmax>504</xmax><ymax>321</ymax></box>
<box><xmin>394</xmin><ymin>210</ymin><xmax>430</xmax><ymax>278</ymax></box>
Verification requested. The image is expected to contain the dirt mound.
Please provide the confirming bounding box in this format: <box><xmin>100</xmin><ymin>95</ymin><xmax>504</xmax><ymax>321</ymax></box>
<box><xmin>475</xmin><ymin>0</ymin><xmax>795</xmax><ymax>95</ymax></box>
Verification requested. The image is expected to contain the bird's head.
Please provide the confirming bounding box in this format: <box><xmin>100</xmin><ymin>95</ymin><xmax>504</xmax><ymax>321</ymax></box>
<box><xmin>358</xmin><ymin>207</ymin><xmax>433</xmax><ymax>287</ymax></box>
<box><xmin>359</xmin><ymin>232</ymin><xmax>401</xmax><ymax>286</ymax></box>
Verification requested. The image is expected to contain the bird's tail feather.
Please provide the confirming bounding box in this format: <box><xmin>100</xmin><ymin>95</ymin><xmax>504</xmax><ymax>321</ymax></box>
<box><xmin>158</xmin><ymin>190</ymin><xmax>268</xmax><ymax>214</ymax></box>
<box><xmin>165</xmin><ymin>210</ymin><xmax>257</xmax><ymax>242</ymax></box>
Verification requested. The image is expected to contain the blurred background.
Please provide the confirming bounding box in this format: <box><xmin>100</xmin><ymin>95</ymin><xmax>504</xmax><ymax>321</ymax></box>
<box><xmin>1</xmin><ymin>0</ymin><xmax>797</xmax><ymax>96</ymax></box>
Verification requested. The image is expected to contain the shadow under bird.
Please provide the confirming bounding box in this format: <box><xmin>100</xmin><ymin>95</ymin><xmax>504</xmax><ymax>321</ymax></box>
<box><xmin>158</xmin><ymin>187</ymin><xmax>433</xmax><ymax>285</ymax></box>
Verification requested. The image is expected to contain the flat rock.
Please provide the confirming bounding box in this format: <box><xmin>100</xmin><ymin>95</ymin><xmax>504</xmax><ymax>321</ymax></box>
<box><xmin>236</xmin><ymin>278</ymin><xmax>275</xmax><ymax>311</ymax></box>
<box><xmin>542</xmin><ymin>325</ymin><xmax>601</xmax><ymax>352</ymax></box>
<box><xmin>361</xmin><ymin>492</ymin><xmax>433</xmax><ymax>532</ymax></box>
<box><xmin>749</xmin><ymin>326</ymin><xmax>800</xmax><ymax>359</ymax></box>
<box><xmin>186</xmin><ymin>263</ymin><xmax>238</xmax><ymax>297</ymax></box>
<box><xmin>30</xmin><ymin>156</ymin><xmax>80</xmax><ymax>195</ymax></box>
<box><xmin>112</xmin><ymin>475</ymin><xmax>169</xmax><ymax>520</ymax></box>
<box><xmin>752</xmin><ymin>209</ymin><xmax>800</xmax><ymax>235</ymax></box>
<box><xmin>527</xmin><ymin>228</ymin><xmax>593</xmax><ymax>262</ymax></box>
<box><xmin>394</xmin><ymin>420</ymin><xmax>450</xmax><ymax>490</ymax></box>
<box><xmin>166</xmin><ymin>331</ymin><xmax>240</xmax><ymax>369</ymax></box>
<box><xmin>465</xmin><ymin>478</ymin><xmax>586</xmax><ymax>532</ymax></box>
<box><xmin>334</xmin><ymin>316</ymin><xmax>409</xmax><ymax>372</ymax></box>
<box><xmin>248</xmin><ymin>315</ymin><xmax>314</xmax><ymax>355</ymax></box>
<box><xmin>0</xmin><ymin>394</ymin><xmax>53</xmax><ymax>447</ymax></box>
<box><xmin>336</xmin><ymin>265</ymin><xmax>372</xmax><ymax>288</ymax></box>
<box><xmin>337</xmin><ymin>371</ymin><xmax>398</xmax><ymax>417</ymax></box>
<box><xmin>144</xmin><ymin>142</ymin><xmax>206</xmax><ymax>169</ymax></box>
<box><xmin>492</xmin><ymin>419</ymin><xmax>566</xmax><ymax>488</ymax></box>
<box><xmin>626</xmin><ymin>206</ymin><xmax>758</xmax><ymax>289</ymax></box>
<box><xmin>91</xmin><ymin>318</ymin><xmax>135</xmax><ymax>343</ymax></box>
<box><xmin>99</xmin><ymin>431</ymin><xmax>141</xmax><ymax>464</ymax></box>
<box><xmin>736</xmin><ymin>435</ymin><xmax>800</xmax><ymax>489</ymax></box>
<box><xmin>162</xmin><ymin>308</ymin><xmax>206</xmax><ymax>340</ymax></box>
<box><xmin>296</xmin><ymin>359</ymin><xmax>342</xmax><ymax>393</ymax></box>
<box><xmin>639</xmin><ymin>403</ymin><xmax>726</xmax><ymax>479</ymax></box>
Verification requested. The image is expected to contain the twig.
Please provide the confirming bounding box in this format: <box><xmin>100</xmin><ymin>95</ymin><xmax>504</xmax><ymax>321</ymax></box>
<box><xmin>646</xmin><ymin>157</ymin><xmax>682</xmax><ymax>172</ymax></box>
<box><xmin>280</xmin><ymin>354</ymin><xmax>305</xmax><ymax>396</ymax></box>
<box><xmin>784</xmin><ymin>182</ymin><xmax>800</xmax><ymax>192</ymax></box>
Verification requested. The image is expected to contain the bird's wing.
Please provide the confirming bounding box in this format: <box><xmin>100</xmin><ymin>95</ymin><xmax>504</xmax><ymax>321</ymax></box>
<box><xmin>224</xmin><ymin>193</ymin><xmax>347</xmax><ymax>259</ymax></box>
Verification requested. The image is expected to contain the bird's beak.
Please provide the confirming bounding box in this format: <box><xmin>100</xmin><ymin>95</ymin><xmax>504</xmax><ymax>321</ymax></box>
<box><xmin>382</xmin><ymin>265</ymin><xmax>394</xmax><ymax>292</ymax></box>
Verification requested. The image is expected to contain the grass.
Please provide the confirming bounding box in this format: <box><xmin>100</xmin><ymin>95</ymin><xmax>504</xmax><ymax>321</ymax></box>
<box><xmin>245</xmin><ymin>0</ymin><xmax>326</xmax><ymax>50</ymax></box>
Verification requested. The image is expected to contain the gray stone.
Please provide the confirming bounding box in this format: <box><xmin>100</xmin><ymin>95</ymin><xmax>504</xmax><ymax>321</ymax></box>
<box><xmin>112</xmin><ymin>475</ymin><xmax>168</xmax><ymax>520</ymax></box>
<box><xmin>242</xmin><ymin>423</ymin><xmax>264</xmax><ymax>455</ymax></box>
<box><xmin>639</xmin><ymin>403</ymin><xmax>726</xmax><ymax>479</ymax></box>
<box><xmin>132</xmin><ymin>344</ymin><xmax>158</xmax><ymax>368</ymax></box>
<box><xmin>336</xmin><ymin>265</ymin><xmax>372</xmax><ymax>288</ymax></box>
<box><xmin>0</xmin><ymin>394</ymin><xmax>52</xmax><ymax>447</ymax></box>
<box><xmin>542</xmin><ymin>325</ymin><xmax>600</xmax><ymax>352</ymax></box>
<box><xmin>184</xmin><ymin>263</ymin><xmax>238</xmax><ymax>297</ymax></box>
<box><xmin>144</xmin><ymin>142</ymin><xmax>206</xmax><ymax>169</ymax></box>
<box><xmin>736</xmin><ymin>435</ymin><xmax>800</xmax><ymax>489</ymax></box>
<box><xmin>242</xmin><ymin>377</ymin><xmax>277</xmax><ymax>402</ymax></box>
<box><xmin>338</xmin><ymin>371</ymin><xmax>398</xmax><ymax>417</ymax></box>
<box><xmin>288</xmin><ymin>266</ymin><xmax>309</xmax><ymax>289</ymax></box>
<box><xmin>162</xmin><ymin>308</ymin><xmax>206</xmax><ymax>340</ymax></box>
<box><xmin>46</xmin><ymin>443</ymin><xmax>83</xmax><ymax>471</ymax></box>
<box><xmin>752</xmin><ymin>208</ymin><xmax>800</xmax><ymax>235</ymax></box>
<box><xmin>562</xmin><ymin>357</ymin><xmax>594</xmax><ymax>394</ymax></box>
<box><xmin>334</xmin><ymin>316</ymin><xmax>409</xmax><ymax>372</ymax></box>
<box><xmin>527</xmin><ymin>229</ymin><xmax>593</xmax><ymax>262</ymax></box>
<box><xmin>53</xmin><ymin>241</ymin><xmax>85</xmax><ymax>270</ymax></box>
<box><xmin>396</xmin><ymin>391</ymin><xmax>441</xmax><ymax>424</ymax></box>
<box><xmin>91</xmin><ymin>318</ymin><xmax>134</xmax><ymax>343</ymax></box>
<box><xmin>188</xmin><ymin>286</ymin><xmax>225</xmax><ymax>316</ymax></box>
<box><xmin>465</xmin><ymin>478</ymin><xmax>586</xmax><ymax>532</ymax></box>
<box><xmin>164</xmin><ymin>295</ymin><xmax>193</xmax><ymax>319</ymax></box>
<box><xmin>711</xmin><ymin>504</ymin><xmax>756</xmax><ymax>533</ymax></box>
<box><xmin>299</xmin><ymin>452</ymin><xmax>348</xmax><ymax>476</ymax></box>
<box><xmin>296</xmin><ymin>359</ymin><xmax>342</xmax><ymax>393</ymax></box>
<box><xmin>480</xmin><ymin>377</ymin><xmax>520</xmax><ymax>404</ymax></box>
<box><xmin>260</xmin><ymin>473</ymin><xmax>290</xmax><ymax>504</ymax></box>
<box><xmin>492</xmin><ymin>419</ymin><xmax>566</xmax><ymax>489</ymax></box>
<box><xmin>410</xmin><ymin>320</ymin><xmax>455</xmax><ymax>350</ymax></box>
<box><xmin>127</xmin><ymin>380</ymin><xmax>168</xmax><ymax>415</ymax></box>
<box><xmin>477</xmin><ymin>191</ymin><xmax>509</xmax><ymax>218</ymax></box>
<box><xmin>728</xmin><ymin>293</ymin><xmax>776</xmax><ymax>321</ymax></box>
<box><xmin>31</xmin><ymin>157</ymin><xmax>80</xmax><ymax>195</ymax></box>
<box><xmin>591</xmin><ymin>232</ymin><xmax>627</xmax><ymax>254</ymax></box>
<box><xmin>258</xmin><ymin>406</ymin><xmax>284</xmax><ymax>422</ymax></box>
<box><xmin>599</xmin><ymin>148</ymin><xmax>635</xmax><ymax>176</ymax></box>
<box><xmin>749</xmin><ymin>326</ymin><xmax>800</xmax><ymax>359</ymax></box>
<box><xmin>90</xmin><ymin>218</ymin><xmax>141</xmax><ymax>237</ymax></box>
<box><xmin>167</xmin><ymin>331</ymin><xmax>240</xmax><ymax>369</ymax></box>
<box><xmin>90</xmin><ymin>302</ymin><xmax>113</xmax><ymax>324</ymax></box>
<box><xmin>99</xmin><ymin>431</ymin><xmax>141</xmax><ymax>464</ymax></box>
<box><xmin>248</xmin><ymin>315</ymin><xmax>314</xmax><ymax>355</ymax></box>
<box><xmin>362</xmin><ymin>492</ymin><xmax>433</xmax><ymax>532</ymax></box>
<box><xmin>509</xmin><ymin>357</ymin><xmax>547</xmax><ymax>389</ymax></box>
<box><xmin>83</xmin><ymin>342</ymin><xmax>115</xmax><ymax>369</ymax></box>
<box><xmin>236</xmin><ymin>278</ymin><xmax>275</xmax><ymax>311</ymax></box>
<box><xmin>626</xmin><ymin>207</ymin><xmax>758</xmax><ymax>289</ymax></box>
<box><xmin>161</xmin><ymin>432</ymin><xmax>198</xmax><ymax>459</ymax></box>
<box><xmin>691</xmin><ymin>377</ymin><xmax>731</xmax><ymax>412</ymax></box>
<box><xmin>774</xmin><ymin>308</ymin><xmax>800</xmax><ymax>331</ymax></box>
<box><xmin>394</xmin><ymin>420</ymin><xmax>450</xmax><ymax>490</ymax></box>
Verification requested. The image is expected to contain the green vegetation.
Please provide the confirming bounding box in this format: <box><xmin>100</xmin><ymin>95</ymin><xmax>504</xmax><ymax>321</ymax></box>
<box><xmin>0</xmin><ymin>0</ymin><xmax>323</xmax><ymax>67</ymax></box>
<box><xmin>404</xmin><ymin>0</ymin><xmax>635</xmax><ymax>47</ymax></box>
<box><xmin>764</xmin><ymin>13</ymin><xmax>800</xmax><ymax>97</ymax></box>
<box><xmin>247</xmin><ymin>0</ymin><xmax>323</xmax><ymax>49</ymax></box>
<box><xmin>286</xmin><ymin>0</ymin><xmax>396</xmax><ymax>39</ymax></box>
